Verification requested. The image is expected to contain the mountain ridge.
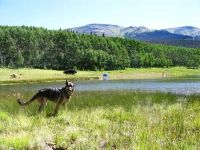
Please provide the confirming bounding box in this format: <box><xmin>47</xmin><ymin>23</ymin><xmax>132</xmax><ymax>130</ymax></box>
<box><xmin>66</xmin><ymin>23</ymin><xmax>200</xmax><ymax>41</ymax></box>
<box><xmin>163</xmin><ymin>26</ymin><xmax>200</xmax><ymax>37</ymax></box>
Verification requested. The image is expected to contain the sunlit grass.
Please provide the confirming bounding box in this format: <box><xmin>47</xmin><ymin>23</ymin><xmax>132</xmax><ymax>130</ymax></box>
<box><xmin>0</xmin><ymin>89</ymin><xmax>200</xmax><ymax>149</ymax></box>
<box><xmin>0</xmin><ymin>67</ymin><xmax>200</xmax><ymax>84</ymax></box>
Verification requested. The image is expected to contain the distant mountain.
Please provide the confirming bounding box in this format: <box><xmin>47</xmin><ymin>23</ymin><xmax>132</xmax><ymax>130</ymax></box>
<box><xmin>67</xmin><ymin>24</ymin><xmax>123</xmax><ymax>36</ymax></box>
<box><xmin>67</xmin><ymin>23</ymin><xmax>153</xmax><ymax>37</ymax></box>
<box><xmin>66</xmin><ymin>24</ymin><xmax>200</xmax><ymax>46</ymax></box>
<box><xmin>124</xmin><ymin>30</ymin><xmax>192</xmax><ymax>41</ymax></box>
<box><xmin>163</xmin><ymin>26</ymin><xmax>200</xmax><ymax>37</ymax></box>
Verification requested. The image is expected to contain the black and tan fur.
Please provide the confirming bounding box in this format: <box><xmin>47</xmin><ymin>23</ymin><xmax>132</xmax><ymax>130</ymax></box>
<box><xmin>17</xmin><ymin>80</ymin><xmax>75</xmax><ymax>116</ymax></box>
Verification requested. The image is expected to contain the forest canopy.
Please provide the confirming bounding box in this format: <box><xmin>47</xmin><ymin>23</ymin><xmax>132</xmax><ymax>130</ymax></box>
<box><xmin>0</xmin><ymin>26</ymin><xmax>200</xmax><ymax>70</ymax></box>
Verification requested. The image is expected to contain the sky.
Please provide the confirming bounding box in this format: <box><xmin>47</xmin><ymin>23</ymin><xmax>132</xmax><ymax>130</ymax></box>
<box><xmin>0</xmin><ymin>0</ymin><xmax>200</xmax><ymax>30</ymax></box>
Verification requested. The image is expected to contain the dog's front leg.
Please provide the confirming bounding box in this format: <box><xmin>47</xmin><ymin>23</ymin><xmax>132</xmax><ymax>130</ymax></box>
<box><xmin>54</xmin><ymin>101</ymin><xmax>62</xmax><ymax>116</ymax></box>
<box><xmin>62</xmin><ymin>101</ymin><xmax>68</xmax><ymax>109</ymax></box>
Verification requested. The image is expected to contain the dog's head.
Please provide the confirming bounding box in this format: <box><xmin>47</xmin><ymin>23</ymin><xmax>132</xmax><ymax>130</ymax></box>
<box><xmin>65</xmin><ymin>80</ymin><xmax>75</xmax><ymax>96</ymax></box>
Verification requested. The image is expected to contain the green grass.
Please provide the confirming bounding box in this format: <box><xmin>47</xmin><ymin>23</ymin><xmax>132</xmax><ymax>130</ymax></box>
<box><xmin>0</xmin><ymin>90</ymin><xmax>200</xmax><ymax>149</ymax></box>
<box><xmin>0</xmin><ymin>67</ymin><xmax>200</xmax><ymax>84</ymax></box>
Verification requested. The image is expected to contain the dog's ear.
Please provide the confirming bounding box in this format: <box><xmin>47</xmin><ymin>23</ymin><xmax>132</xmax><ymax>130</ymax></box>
<box><xmin>66</xmin><ymin>80</ymin><xmax>68</xmax><ymax>85</ymax></box>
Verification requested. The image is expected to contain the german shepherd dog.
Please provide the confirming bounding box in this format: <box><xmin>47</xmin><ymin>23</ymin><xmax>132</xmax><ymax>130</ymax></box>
<box><xmin>17</xmin><ymin>80</ymin><xmax>75</xmax><ymax>116</ymax></box>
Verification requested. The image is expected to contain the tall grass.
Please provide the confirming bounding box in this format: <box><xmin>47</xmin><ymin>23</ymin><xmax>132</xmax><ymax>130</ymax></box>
<box><xmin>0</xmin><ymin>90</ymin><xmax>200</xmax><ymax>149</ymax></box>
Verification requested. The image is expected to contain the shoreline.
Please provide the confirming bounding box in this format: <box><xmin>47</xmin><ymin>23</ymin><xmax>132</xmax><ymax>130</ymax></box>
<box><xmin>1</xmin><ymin>67</ymin><xmax>199</xmax><ymax>85</ymax></box>
<box><xmin>0</xmin><ymin>73</ymin><xmax>182</xmax><ymax>85</ymax></box>
<box><xmin>101</xmin><ymin>73</ymin><xmax>166</xmax><ymax>80</ymax></box>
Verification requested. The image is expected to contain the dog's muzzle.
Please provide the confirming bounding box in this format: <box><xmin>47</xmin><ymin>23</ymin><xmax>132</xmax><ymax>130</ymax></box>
<box><xmin>67</xmin><ymin>86</ymin><xmax>74</xmax><ymax>94</ymax></box>
<box><xmin>68</xmin><ymin>87</ymin><xmax>72</xmax><ymax>92</ymax></box>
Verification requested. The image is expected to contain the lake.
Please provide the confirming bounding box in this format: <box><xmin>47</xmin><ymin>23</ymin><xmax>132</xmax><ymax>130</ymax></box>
<box><xmin>0</xmin><ymin>76</ymin><xmax>200</xmax><ymax>95</ymax></box>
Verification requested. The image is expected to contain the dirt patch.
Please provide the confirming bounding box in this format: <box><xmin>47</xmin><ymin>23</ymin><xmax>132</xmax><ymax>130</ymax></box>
<box><xmin>37</xmin><ymin>142</ymin><xmax>67</xmax><ymax>150</ymax></box>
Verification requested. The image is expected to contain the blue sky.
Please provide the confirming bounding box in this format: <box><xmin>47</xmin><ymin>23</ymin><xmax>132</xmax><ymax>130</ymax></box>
<box><xmin>0</xmin><ymin>0</ymin><xmax>199</xmax><ymax>30</ymax></box>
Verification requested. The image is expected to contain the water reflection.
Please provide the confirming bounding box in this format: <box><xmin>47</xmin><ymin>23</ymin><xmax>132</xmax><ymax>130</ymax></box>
<box><xmin>0</xmin><ymin>77</ymin><xmax>200</xmax><ymax>95</ymax></box>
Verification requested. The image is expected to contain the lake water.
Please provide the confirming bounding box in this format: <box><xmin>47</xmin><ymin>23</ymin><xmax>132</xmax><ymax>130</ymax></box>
<box><xmin>0</xmin><ymin>76</ymin><xmax>200</xmax><ymax>95</ymax></box>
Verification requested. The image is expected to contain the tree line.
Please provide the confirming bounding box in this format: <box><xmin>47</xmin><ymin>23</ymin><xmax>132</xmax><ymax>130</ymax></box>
<box><xmin>147</xmin><ymin>40</ymin><xmax>200</xmax><ymax>49</ymax></box>
<box><xmin>0</xmin><ymin>25</ymin><xmax>200</xmax><ymax>70</ymax></box>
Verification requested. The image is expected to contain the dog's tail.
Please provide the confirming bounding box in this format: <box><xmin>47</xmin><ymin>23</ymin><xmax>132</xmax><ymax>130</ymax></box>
<box><xmin>17</xmin><ymin>94</ymin><xmax>37</xmax><ymax>106</ymax></box>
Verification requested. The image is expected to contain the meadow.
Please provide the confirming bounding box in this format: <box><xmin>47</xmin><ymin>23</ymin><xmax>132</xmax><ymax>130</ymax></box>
<box><xmin>1</xmin><ymin>67</ymin><xmax>200</xmax><ymax>84</ymax></box>
<box><xmin>0</xmin><ymin>67</ymin><xmax>200</xmax><ymax>149</ymax></box>
<box><xmin>0</xmin><ymin>89</ymin><xmax>200</xmax><ymax>149</ymax></box>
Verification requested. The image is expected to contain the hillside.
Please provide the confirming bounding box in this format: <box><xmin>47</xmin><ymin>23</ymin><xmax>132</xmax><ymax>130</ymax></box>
<box><xmin>0</xmin><ymin>25</ymin><xmax>200</xmax><ymax>70</ymax></box>
<box><xmin>67</xmin><ymin>24</ymin><xmax>200</xmax><ymax>48</ymax></box>
<box><xmin>124</xmin><ymin>30</ymin><xmax>192</xmax><ymax>41</ymax></box>
<box><xmin>163</xmin><ymin>26</ymin><xmax>200</xmax><ymax>37</ymax></box>
<box><xmin>67</xmin><ymin>24</ymin><xmax>123</xmax><ymax>36</ymax></box>
<box><xmin>147</xmin><ymin>40</ymin><xmax>200</xmax><ymax>48</ymax></box>
<box><xmin>67</xmin><ymin>24</ymin><xmax>152</xmax><ymax>37</ymax></box>
<box><xmin>67</xmin><ymin>24</ymin><xmax>200</xmax><ymax>38</ymax></box>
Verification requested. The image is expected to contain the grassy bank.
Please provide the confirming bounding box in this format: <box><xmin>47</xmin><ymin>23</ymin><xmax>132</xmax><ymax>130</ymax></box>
<box><xmin>0</xmin><ymin>67</ymin><xmax>200</xmax><ymax>84</ymax></box>
<box><xmin>0</xmin><ymin>90</ymin><xmax>200</xmax><ymax>149</ymax></box>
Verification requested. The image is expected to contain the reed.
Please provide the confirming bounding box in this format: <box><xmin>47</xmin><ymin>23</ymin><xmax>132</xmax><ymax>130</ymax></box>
<box><xmin>0</xmin><ymin>90</ymin><xmax>200</xmax><ymax>149</ymax></box>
